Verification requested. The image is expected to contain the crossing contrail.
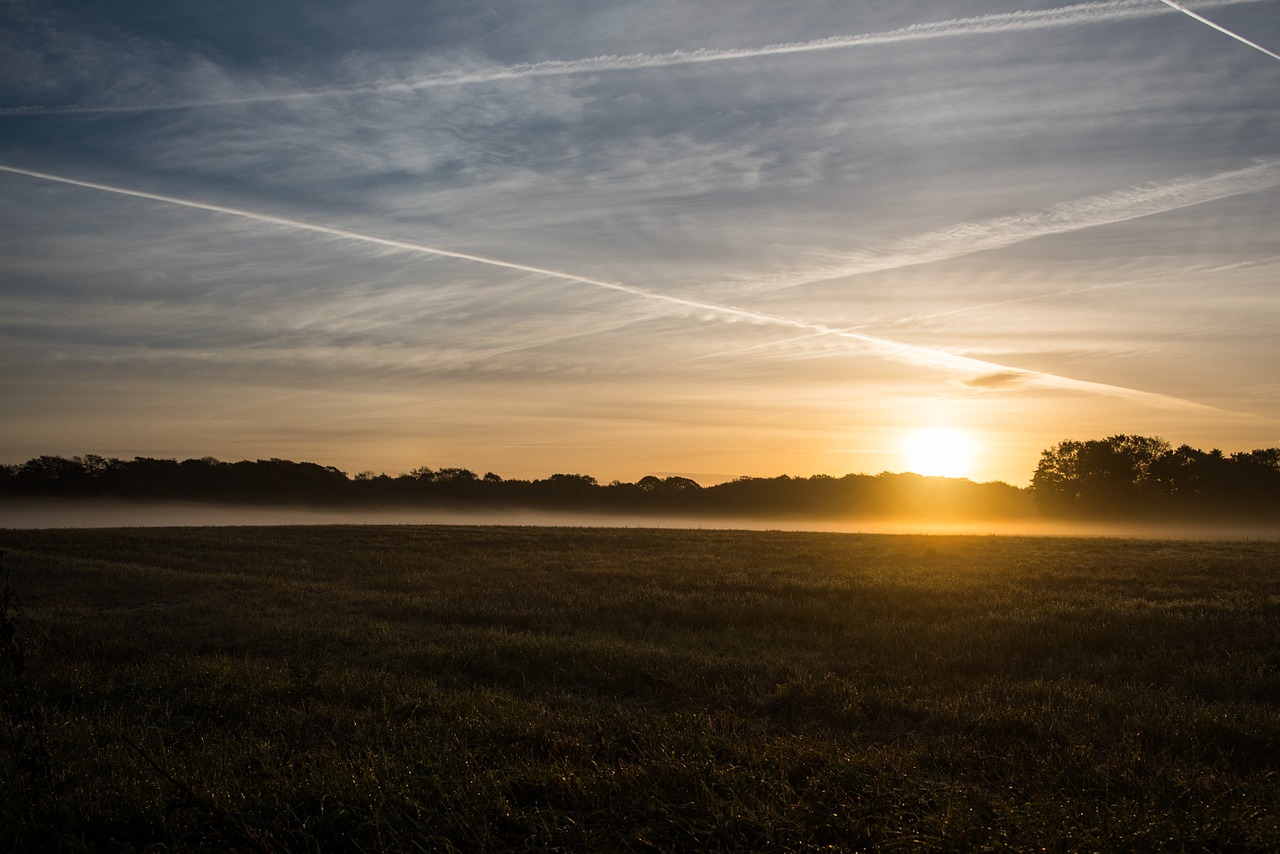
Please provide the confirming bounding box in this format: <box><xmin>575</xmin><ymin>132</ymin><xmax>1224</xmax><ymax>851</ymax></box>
<box><xmin>0</xmin><ymin>162</ymin><xmax>1224</xmax><ymax>412</ymax></box>
<box><xmin>721</xmin><ymin>159</ymin><xmax>1280</xmax><ymax>295</ymax></box>
<box><xmin>1156</xmin><ymin>0</ymin><xmax>1280</xmax><ymax>61</ymax></box>
<box><xmin>0</xmin><ymin>0</ymin><xmax>1267</xmax><ymax>116</ymax></box>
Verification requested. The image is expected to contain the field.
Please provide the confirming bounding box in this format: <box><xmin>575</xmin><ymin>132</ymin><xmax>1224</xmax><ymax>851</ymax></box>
<box><xmin>1</xmin><ymin>526</ymin><xmax>1278</xmax><ymax>851</ymax></box>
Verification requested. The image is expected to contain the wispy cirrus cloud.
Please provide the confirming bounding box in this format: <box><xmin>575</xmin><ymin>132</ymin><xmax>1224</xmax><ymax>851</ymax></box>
<box><xmin>0</xmin><ymin>161</ymin><xmax>1240</xmax><ymax>414</ymax></box>
<box><xmin>0</xmin><ymin>0</ymin><xmax>1268</xmax><ymax>116</ymax></box>
<box><xmin>715</xmin><ymin>159</ymin><xmax>1280</xmax><ymax>295</ymax></box>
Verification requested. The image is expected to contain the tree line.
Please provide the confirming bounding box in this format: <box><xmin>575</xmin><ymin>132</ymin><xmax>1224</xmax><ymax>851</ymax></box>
<box><xmin>0</xmin><ymin>454</ymin><xmax>1026</xmax><ymax>520</ymax></box>
<box><xmin>2</xmin><ymin>435</ymin><xmax>1277</xmax><ymax>521</ymax></box>
<box><xmin>1032</xmin><ymin>435</ymin><xmax>1280</xmax><ymax>520</ymax></box>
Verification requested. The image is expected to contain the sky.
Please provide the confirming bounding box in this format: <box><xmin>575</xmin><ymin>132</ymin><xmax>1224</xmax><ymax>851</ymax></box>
<box><xmin>1</xmin><ymin>0</ymin><xmax>1277</xmax><ymax>486</ymax></box>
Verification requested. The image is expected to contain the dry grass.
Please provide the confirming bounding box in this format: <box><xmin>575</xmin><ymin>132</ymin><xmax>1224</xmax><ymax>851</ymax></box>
<box><xmin>1</xmin><ymin>525</ymin><xmax>1277</xmax><ymax>851</ymax></box>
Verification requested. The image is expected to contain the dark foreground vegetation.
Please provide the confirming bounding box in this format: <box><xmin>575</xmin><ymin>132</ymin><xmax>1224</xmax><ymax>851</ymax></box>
<box><xmin>1</xmin><ymin>526</ymin><xmax>1278</xmax><ymax>851</ymax></box>
<box><xmin>3</xmin><ymin>434</ymin><xmax>1278</xmax><ymax>523</ymax></box>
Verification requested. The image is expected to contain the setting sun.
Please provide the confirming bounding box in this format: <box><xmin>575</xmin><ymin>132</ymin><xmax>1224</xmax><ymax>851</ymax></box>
<box><xmin>902</xmin><ymin>428</ymin><xmax>977</xmax><ymax>479</ymax></box>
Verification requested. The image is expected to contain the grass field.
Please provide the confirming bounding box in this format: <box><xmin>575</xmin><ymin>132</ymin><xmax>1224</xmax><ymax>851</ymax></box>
<box><xmin>1</xmin><ymin>525</ymin><xmax>1278</xmax><ymax>851</ymax></box>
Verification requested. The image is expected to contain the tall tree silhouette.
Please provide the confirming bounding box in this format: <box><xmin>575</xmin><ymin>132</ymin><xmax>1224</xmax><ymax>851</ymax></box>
<box><xmin>1034</xmin><ymin>435</ymin><xmax>1280</xmax><ymax>519</ymax></box>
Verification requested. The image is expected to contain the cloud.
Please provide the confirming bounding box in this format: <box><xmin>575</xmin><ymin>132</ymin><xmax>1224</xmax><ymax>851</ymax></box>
<box><xmin>9</xmin><ymin>0</ymin><xmax>1267</xmax><ymax>297</ymax></box>
<box><xmin>0</xmin><ymin>161</ymin><xmax>1244</xmax><ymax>415</ymax></box>
<box><xmin>0</xmin><ymin>0</ymin><xmax>1268</xmax><ymax>116</ymax></box>
<box><xmin>963</xmin><ymin>371</ymin><xmax>1031</xmax><ymax>390</ymax></box>
<box><xmin>715</xmin><ymin>159</ymin><xmax>1280</xmax><ymax>295</ymax></box>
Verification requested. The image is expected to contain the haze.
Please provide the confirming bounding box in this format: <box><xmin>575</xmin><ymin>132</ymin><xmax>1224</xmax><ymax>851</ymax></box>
<box><xmin>2</xmin><ymin>499</ymin><xmax>1275</xmax><ymax>541</ymax></box>
<box><xmin>1</xmin><ymin>0</ymin><xmax>1278</xmax><ymax>486</ymax></box>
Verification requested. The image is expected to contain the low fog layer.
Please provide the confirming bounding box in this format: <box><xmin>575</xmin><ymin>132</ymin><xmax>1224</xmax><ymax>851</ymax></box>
<box><xmin>3</xmin><ymin>500</ymin><xmax>1277</xmax><ymax>540</ymax></box>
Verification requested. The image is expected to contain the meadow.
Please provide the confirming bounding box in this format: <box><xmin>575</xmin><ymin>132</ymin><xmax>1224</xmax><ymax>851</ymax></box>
<box><xmin>1</xmin><ymin>525</ymin><xmax>1278</xmax><ymax>851</ymax></box>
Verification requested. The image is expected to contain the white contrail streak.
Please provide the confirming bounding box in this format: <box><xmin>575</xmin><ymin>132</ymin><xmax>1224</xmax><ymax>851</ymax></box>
<box><xmin>721</xmin><ymin>159</ymin><xmax>1280</xmax><ymax>295</ymax></box>
<box><xmin>1156</xmin><ymin>0</ymin><xmax>1280</xmax><ymax>61</ymax></box>
<box><xmin>0</xmin><ymin>162</ymin><xmax>1225</xmax><ymax>412</ymax></box>
<box><xmin>0</xmin><ymin>0</ymin><xmax>1267</xmax><ymax>116</ymax></box>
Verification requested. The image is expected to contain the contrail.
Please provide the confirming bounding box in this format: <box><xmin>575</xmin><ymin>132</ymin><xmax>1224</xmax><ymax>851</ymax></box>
<box><xmin>720</xmin><ymin>159</ymin><xmax>1280</xmax><ymax>295</ymax></box>
<box><xmin>682</xmin><ymin>268</ymin><xmax>1185</xmax><ymax>366</ymax></box>
<box><xmin>1156</xmin><ymin>0</ymin><xmax>1280</xmax><ymax>61</ymax></box>
<box><xmin>861</xmin><ymin>280</ymin><xmax>1151</xmax><ymax>331</ymax></box>
<box><xmin>0</xmin><ymin>162</ymin><xmax>1226</xmax><ymax>412</ymax></box>
<box><xmin>1201</xmin><ymin>253</ymin><xmax>1280</xmax><ymax>273</ymax></box>
<box><xmin>0</xmin><ymin>0</ymin><xmax>1266</xmax><ymax>116</ymax></box>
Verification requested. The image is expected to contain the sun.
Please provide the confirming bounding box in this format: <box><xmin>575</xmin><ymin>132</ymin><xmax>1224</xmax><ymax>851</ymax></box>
<box><xmin>901</xmin><ymin>428</ymin><xmax>977</xmax><ymax>479</ymax></box>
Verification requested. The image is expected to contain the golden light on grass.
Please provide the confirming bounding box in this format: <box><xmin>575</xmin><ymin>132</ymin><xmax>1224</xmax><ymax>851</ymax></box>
<box><xmin>901</xmin><ymin>427</ymin><xmax>977</xmax><ymax>478</ymax></box>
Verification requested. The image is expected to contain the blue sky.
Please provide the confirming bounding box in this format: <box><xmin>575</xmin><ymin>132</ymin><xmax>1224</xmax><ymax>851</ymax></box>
<box><xmin>1</xmin><ymin>0</ymin><xmax>1277</xmax><ymax>484</ymax></box>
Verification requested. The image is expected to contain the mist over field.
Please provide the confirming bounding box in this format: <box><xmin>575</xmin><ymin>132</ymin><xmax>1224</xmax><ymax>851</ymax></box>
<box><xmin>3</xmin><ymin>498</ymin><xmax>1277</xmax><ymax>540</ymax></box>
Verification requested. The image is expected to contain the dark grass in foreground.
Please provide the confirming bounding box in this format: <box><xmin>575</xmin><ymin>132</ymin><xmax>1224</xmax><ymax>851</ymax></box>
<box><xmin>1</xmin><ymin>527</ymin><xmax>1278</xmax><ymax>851</ymax></box>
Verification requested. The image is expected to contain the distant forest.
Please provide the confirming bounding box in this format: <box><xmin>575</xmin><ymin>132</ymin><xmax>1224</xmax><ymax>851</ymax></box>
<box><xmin>2</xmin><ymin>435</ymin><xmax>1278</xmax><ymax>521</ymax></box>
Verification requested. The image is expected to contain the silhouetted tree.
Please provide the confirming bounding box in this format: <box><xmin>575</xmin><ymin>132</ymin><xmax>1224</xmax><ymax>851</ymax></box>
<box><xmin>14</xmin><ymin>456</ymin><xmax>88</xmax><ymax>495</ymax></box>
<box><xmin>1034</xmin><ymin>435</ymin><xmax>1280</xmax><ymax>519</ymax></box>
<box><xmin>532</xmin><ymin>474</ymin><xmax>600</xmax><ymax>508</ymax></box>
<box><xmin>1032</xmin><ymin>435</ymin><xmax>1171</xmax><ymax>515</ymax></box>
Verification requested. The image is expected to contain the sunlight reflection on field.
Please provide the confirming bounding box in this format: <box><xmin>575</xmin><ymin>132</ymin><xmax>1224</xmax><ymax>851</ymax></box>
<box><xmin>2</xmin><ymin>499</ymin><xmax>1277</xmax><ymax>539</ymax></box>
